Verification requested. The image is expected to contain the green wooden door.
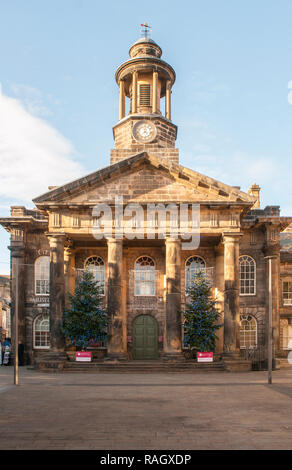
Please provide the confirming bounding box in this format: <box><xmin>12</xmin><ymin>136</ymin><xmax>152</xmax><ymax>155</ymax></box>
<box><xmin>133</xmin><ymin>315</ymin><xmax>158</xmax><ymax>360</ymax></box>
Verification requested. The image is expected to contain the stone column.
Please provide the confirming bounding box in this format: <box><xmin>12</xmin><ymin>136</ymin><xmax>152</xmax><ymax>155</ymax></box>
<box><xmin>64</xmin><ymin>246</ymin><xmax>74</xmax><ymax>309</ymax></box>
<box><xmin>132</xmin><ymin>71</ymin><xmax>138</xmax><ymax>114</ymax></box>
<box><xmin>119</xmin><ymin>80</ymin><xmax>125</xmax><ymax>120</ymax></box>
<box><xmin>164</xmin><ymin>237</ymin><xmax>182</xmax><ymax>355</ymax></box>
<box><xmin>214</xmin><ymin>245</ymin><xmax>224</xmax><ymax>354</ymax></box>
<box><xmin>166</xmin><ymin>80</ymin><xmax>171</xmax><ymax>120</ymax></box>
<box><xmin>48</xmin><ymin>234</ymin><xmax>66</xmax><ymax>355</ymax></box>
<box><xmin>9</xmin><ymin>246</ymin><xmax>26</xmax><ymax>358</ymax></box>
<box><xmin>152</xmin><ymin>71</ymin><xmax>158</xmax><ymax>114</ymax></box>
<box><xmin>107</xmin><ymin>238</ymin><xmax>126</xmax><ymax>358</ymax></box>
<box><xmin>223</xmin><ymin>233</ymin><xmax>242</xmax><ymax>356</ymax></box>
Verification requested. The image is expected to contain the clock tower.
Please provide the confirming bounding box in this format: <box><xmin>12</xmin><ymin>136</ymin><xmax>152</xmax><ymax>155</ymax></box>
<box><xmin>110</xmin><ymin>30</ymin><xmax>179</xmax><ymax>165</ymax></box>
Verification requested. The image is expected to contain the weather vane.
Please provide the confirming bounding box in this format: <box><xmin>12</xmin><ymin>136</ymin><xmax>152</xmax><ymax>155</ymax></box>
<box><xmin>140</xmin><ymin>22</ymin><xmax>152</xmax><ymax>38</ymax></box>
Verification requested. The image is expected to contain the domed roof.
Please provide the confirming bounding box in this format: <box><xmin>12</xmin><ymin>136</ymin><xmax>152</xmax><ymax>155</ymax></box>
<box><xmin>129</xmin><ymin>37</ymin><xmax>162</xmax><ymax>59</ymax></box>
<box><xmin>132</xmin><ymin>37</ymin><xmax>160</xmax><ymax>47</ymax></box>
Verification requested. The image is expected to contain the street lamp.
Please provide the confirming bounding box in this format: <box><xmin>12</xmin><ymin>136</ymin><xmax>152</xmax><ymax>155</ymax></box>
<box><xmin>14</xmin><ymin>257</ymin><xmax>19</xmax><ymax>386</ymax></box>
<box><xmin>264</xmin><ymin>255</ymin><xmax>277</xmax><ymax>385</ymax></box>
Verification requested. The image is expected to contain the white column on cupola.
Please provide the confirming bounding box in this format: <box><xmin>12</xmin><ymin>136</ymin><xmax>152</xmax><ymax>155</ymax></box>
<box><xmin>152</xmin><ymin>71</ymin><xmax>158</xmax><ymax>114</ymax></box>
<box><xmin>119</xmin><ymin>80</ymin><xmax>125</xmax><ymax>120</ymax></box>
<box><xmin>166</xmin><ymin>80</ymin><xmax>171</xmax><ymax>120</ymax></box>
<box><xmin>132</xmin><ymin>71</ymin><xmax>138</xmax><ymax>114</ymax></box>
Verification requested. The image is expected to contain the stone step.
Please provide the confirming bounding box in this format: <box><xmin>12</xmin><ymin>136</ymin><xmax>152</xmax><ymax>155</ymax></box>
<box><xmin>63</xmin><ymin>361</ymin><xmax>225</xmax><ymax>373</ymax></box>
<box><xmin>278</xmin><ymin>358</ymin><xmax>292</xmax><ymax>369</ymax></box>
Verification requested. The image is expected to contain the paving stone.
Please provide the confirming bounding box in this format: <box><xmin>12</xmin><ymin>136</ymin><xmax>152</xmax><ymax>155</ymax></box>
<box><xmin>0</xmin><ymin>367</ymin><xmax>292</xmax><ymax>449</ymax></box>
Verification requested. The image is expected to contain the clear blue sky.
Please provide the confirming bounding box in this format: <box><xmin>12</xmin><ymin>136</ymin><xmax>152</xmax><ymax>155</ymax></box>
<box><xmin>1</xmin><ymin>0</ymin><xmax>292</xmax><ymax>273</ymax></box>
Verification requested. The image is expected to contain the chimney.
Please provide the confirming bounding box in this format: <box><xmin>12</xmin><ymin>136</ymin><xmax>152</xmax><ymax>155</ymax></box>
<box><xmin>248</xmin><ymin>183</ymin><xmax>261</xmax><ymax>209</ymax></box>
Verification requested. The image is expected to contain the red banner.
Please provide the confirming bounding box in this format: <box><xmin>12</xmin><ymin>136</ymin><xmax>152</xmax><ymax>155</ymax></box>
<box><xmin>76</xmin><ymin>352</ymin><xmax>92</xmax><ymax>362</ymax></box>
<box><xmin>197</xmin><ymin>352</ymin><xmax>213</xmax><ymax>363</ymax></box>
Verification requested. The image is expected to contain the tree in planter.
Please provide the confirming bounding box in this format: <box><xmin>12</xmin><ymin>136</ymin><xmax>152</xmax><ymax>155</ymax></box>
<box><xmin>62</xmin><ymin>270</ymin><xmax>108</xmax><ymax>350</ymax></box>
<box><xmin>184</xmin><ymin>271</ymin><xmax>222</xmax><ymax>352</ymax></box>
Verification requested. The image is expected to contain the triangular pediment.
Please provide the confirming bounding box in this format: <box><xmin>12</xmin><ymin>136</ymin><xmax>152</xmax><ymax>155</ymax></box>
<box><xmin>33</xmin><ymin>151</ymin><xmax>255</xmax><ymax>207</ymax></box>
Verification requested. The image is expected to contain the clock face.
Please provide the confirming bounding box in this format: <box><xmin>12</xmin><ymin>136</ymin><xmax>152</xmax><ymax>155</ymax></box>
<box><xmin>132</xmin><ymin>120</ymin><xmax>157</xmax><ymax>143</ymax></box>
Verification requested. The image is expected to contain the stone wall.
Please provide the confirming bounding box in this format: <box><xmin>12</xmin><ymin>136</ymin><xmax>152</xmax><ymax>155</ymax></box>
<box><xmin>113</xmin><ymin>116</ymin><xmax>177</xmax><ymax>151</ymax></box>
<box><xmin>23</xmin><ymin>231</ymin><xmax>50</xmax><ymax>364</ymax></box>
<box><xmin>110</xmin><ymin>148</ymin><xmax>179</xmax><ymax>165</ymax></box>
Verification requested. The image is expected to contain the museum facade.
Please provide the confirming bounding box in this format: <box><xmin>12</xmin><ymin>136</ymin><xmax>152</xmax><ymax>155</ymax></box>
<box><xmin>1</xmin><ymin>34</ymin><xmax>292</xmax><ymax>367</ymax></box>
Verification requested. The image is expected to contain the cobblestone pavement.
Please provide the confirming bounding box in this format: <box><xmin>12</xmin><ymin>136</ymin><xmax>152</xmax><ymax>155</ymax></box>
<box><xmin>0</xmin><ymin>366</ymin><xmax>292</xmax><ymax>450</ymax></box>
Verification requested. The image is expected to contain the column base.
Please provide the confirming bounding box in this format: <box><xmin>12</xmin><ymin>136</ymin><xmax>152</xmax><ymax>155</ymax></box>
<box><xmin>34</xmin><ymin>351</ymin><xmax>68</xmax><ymax>371</ymax></box>
<box><xmin>105</xmin><ymin>352</ymin><xmax>128</xmax><ymax>362</ymax></box>
<box><xmin>162</xmin><ymin>352</ymin><xmax>185</xmax><ymax>362</ymax></box>
<box><xmin>223</xmin><ymin>351</ymin><xmax>241</xmax><ymax>360</ymax></box>
<box><xmin>223</xmin><ymin>352</ymin><xmax>252</xmax><ymax>372</ymax></box>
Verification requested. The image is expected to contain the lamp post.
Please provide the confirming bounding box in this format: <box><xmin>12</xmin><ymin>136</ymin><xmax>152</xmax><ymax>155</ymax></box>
<box><xmin>264</xmin><ymin>255</ymin><xmax>277</xmax><ymax>385</ymax></box>
<box><xmin>14</xmin><ymin>257</ymin><xmax>19</xmax><ymax>386</ymax></box>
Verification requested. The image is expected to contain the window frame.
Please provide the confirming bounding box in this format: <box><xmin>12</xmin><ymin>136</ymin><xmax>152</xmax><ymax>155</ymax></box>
<box><xmin>134</xmin><ymin>256</ymin><xmax>156</xmax><ymax>297</ymax></box>
<box><xmin>240</xmin><ymin>314</ymin><xmax>257</xmax><ymax>349</ymax></box>
<box><xmin>239</xmin><ymin>255</ymin><xmax>256</xmax><ymax>296</ymax></box>
<box><xmin>33</xmin><ymin>314</ymin><xmax>50</xmax><ymax>350</ymax></box>
<box><xmin>84</xmin><ymin>256</ymin><xmax>106</xmax><ymax>296</ymax></box>
<box><xmin>185</xmin><ymin>255</ymin><xmax>206</xmax><ymax>292</ymax></box>
<box><xmin>282</xmin><ymin>280</ymin><xmax>292</xmax><ymax>306</ymax></box>
<box><xmin>35</xmin><ymin>256</ymin><xmax>50</xmax><ymax>296</ymax></box>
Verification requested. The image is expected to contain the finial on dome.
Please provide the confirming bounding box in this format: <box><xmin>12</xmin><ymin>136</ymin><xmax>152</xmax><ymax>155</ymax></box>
<box><xmin>140</xmin><ymin>22</ymin><xmax>152</xmax><ymax>38</ymax></box>
<box><xmin>129</xmin><ymin>24</ymin><xmax>162</xmax><ymax>59</ymax></box>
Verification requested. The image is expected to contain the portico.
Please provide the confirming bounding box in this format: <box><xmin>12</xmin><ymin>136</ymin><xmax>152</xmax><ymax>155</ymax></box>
<box><xmin>42</xmin><ymin>210</ymin><xmax>245</xmax><ymax>363</ymax></box>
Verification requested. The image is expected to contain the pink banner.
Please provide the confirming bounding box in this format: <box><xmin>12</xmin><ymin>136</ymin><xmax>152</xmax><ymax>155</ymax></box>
<box><xmin>76</xmin><ymin>352</ymin><xmax>92</xmax><ymax>362</ymax></box>
<box><xmin>197</xmin><ymin>352</ymin><xmax>213</xmax><ymax>363</ymax></box>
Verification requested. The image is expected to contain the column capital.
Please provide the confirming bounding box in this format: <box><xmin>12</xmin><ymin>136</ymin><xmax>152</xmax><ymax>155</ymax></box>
<box><xmin>165</xmin><ymin>237</ymin><xmax>181</xmax><ymax>245</ymax></box>
<box><xmin>106</xmin><ymin>237</ymin><xmax>123</xmax><ymax>245</ymax></box>
<box><xmin>222</xmin><ymin>232</ymin><xmax>243</xmax><ymax>243</ymax></box>
<box><xmin>46</xmin><ymin>232</ymin><xmax>66</xmax><ymax>238</ymax></box>
<box><xmin>264</xmin><ymin>254</ymin><xmax>278</xmax><ymax>260</ymax></box>
<box><xmin>9</xmin><ymin>246</ymin><xmax>25</xmax><ymax>258</ymax></box>
<box><xmin>263</xmin><ymin>244</ymin><xmax>280</xmax><ymax>258</ymax></box>
<box><xmin>46</xmin><ymin>233</ymin><xmax>66</xmax><ymax>248</ymax></box>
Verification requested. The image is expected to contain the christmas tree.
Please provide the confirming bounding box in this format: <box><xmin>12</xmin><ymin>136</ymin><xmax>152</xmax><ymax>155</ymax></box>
<box><xmin>62</xmin><ymin>270</ymin><xmax>108</xmax><ymax>350</ymax></box>
<box><xmin>184</xmin><ymin>271</ymin><xmax>222</xmax><ymax>352</ymax></box>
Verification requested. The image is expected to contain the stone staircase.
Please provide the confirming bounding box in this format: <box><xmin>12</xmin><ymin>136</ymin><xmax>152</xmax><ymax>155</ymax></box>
<box><xmin>278</xmin><ymin>358</ymin><xmax>292</xmax><ymax>369</ymax></box>
<box><xmin>63</xmin><ymin>359</ymin><xmax>226</xmax><ymax>373</ymax></box>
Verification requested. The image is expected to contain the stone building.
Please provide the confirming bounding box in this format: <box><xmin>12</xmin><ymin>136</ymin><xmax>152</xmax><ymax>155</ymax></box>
<box><xmin>279</xmin><ymin>225</ymin><xmax>292</xmax><ymax>352</ymax></box>
<box><xmin>1</xmin><ymin>33</ymin><xmax>292</xmax><ymax>367</ymax></box>
<box><xmin>0</xmin><ymin>275</ymin><xmax>10</xmax><ymax>340</ymax></box>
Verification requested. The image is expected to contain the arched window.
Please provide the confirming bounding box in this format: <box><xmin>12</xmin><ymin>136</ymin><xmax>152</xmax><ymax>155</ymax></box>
<box><xmin>84</xmin><ymin>256</ymin><xmax>105</xmax><ymax>295</ymax></box>
<box><xmin>33</xmin><ymin>314</ymin><xmax>50</xmax><ymax>349</ymax></box>
<box><xmin>240</xmin><ymin>314</ymin><xmax>257</xmax><ymax>349</ymax></box>
<box><xmin>239</xmin><ymin>255</ymin><xmax>256</xmax><ymax>295</ymax></box>
<box><xmin>185</xmin><ymin>256</ymin><xmax>206</xmax><ymax>291</ymax></box>
<box><xmin>135</xmin><ymin>256</ymin><xmax>155</xmax><ymax>296</ymax></box>
<box><xmin>35</xmin><ymin>256</ymin><xmax>50</xmax><ymax>295</ymax></box>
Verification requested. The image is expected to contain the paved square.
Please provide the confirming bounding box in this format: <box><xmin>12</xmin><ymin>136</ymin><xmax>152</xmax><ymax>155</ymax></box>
<box><xmin>0</xmin><ymin>366</ymin><xmax>292</xmax><ymax>450</ymax></box>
